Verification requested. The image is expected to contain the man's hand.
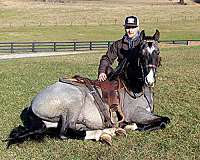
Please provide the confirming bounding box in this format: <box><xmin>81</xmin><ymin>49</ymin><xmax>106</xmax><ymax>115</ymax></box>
<box><xmin>98</xmin><ymin>73</ymin><xmax>107</xmax><ymax>81</ymax></box>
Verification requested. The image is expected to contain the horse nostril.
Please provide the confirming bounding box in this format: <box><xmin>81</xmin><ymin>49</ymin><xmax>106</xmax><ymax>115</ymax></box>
<box><xmin>149</xmin><ymin>82</ymin><xmax>154</xmax><ymax>87</ymax></box>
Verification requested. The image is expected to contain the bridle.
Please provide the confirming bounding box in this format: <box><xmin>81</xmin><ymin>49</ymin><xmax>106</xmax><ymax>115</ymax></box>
<box><xmin>146</xmin><ymin>64</ymin><xmax>157</xmax><ymax>69</ymax></box>
<box><xmin>141</xmin><ymin>40</ymin><xmax>160</xmax><ymax>70</ymax></box>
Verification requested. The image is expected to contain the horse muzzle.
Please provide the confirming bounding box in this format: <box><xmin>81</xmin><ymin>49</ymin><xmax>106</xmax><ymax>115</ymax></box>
<box><xmin>145</xmin><ymin>69</ymin><xmax>155</xmax><ymax>87</ymax></box>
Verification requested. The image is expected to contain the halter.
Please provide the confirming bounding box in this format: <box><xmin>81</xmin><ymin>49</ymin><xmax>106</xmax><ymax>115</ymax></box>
<box><xmin>146</xmin><ymin>64</ymin><xmax>157</xmax><ymax>69</ymax></box>
<box><xmin>141</xmin><ymin>40</ymin><xmax>160</xmax><ymax>70</ymax></box>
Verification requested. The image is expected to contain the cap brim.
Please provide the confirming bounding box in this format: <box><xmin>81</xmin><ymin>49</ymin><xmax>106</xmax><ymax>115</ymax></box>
<box><xmin>124</xmin><ymin>24</ymin><xmax>138</xmax><ymax>27</ymax></box>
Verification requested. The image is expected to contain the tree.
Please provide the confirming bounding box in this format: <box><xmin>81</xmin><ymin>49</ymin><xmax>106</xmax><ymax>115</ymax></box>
<box><xmin>179</xmin><ymin>0</ymin><xmax>186</xmax><ymax>5</ymax></box>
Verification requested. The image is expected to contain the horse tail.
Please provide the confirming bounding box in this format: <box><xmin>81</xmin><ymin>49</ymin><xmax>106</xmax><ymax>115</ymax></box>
<box><xmin>136</xmin><ymin>116</ymin><xmax>170</xmax><ymax>131</ymax></box>
<box><xmin>3</xmin><ymin>108</ymin><xmax>47</xmax><ymax>149</ymax></box>
<box><xmin>3</xmin><ymin>124</ymin><xmax>46</xmax><ymax>149</ymax></box>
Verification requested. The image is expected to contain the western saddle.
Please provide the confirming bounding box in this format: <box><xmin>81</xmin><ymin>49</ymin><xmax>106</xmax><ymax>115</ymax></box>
<box><xmin>59</xmin><ymin>75</ymin><xmax>125</xmax><ymax>128</ymax></box>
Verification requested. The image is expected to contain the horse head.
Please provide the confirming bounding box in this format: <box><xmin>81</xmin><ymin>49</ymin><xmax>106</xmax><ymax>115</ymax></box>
<box><xmin>140</xmin><ymin>29</ymin><xmax>161</xmax><ymax>87</ymax></box>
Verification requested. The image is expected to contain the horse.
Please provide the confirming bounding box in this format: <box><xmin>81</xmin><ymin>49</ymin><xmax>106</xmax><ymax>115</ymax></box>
<box><xmin>142</xmin><ymin>29</ymin><xmax>161</xmax><ymax>112</ymax></box>
<box><xmin>4</xmin><ymin>30</ymin><xmax>170</xmax><ymax>148</ymax></box>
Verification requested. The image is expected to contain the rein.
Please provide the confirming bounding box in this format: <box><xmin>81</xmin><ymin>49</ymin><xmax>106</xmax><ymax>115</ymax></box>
<box><xmin>120</xmin><ymin>79</ymin><xmax>144</xmax><ymax>99</ymax></box>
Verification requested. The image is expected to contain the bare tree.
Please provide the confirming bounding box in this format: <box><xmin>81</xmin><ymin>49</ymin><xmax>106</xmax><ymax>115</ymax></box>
<box><xmin>179</xmin><ymin>0</ymin><xmax>186</xmax><ymax>5</ymax></box>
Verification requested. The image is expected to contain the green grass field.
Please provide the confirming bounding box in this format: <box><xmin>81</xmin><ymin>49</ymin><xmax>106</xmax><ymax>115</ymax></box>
<box><xmin>0</xmin><ymin>21</ymin><xmax>200</xmax><ymax>42</ymax></box>
<box><xmin>0</xmin><ymin>0</ymin><xmax>200</xmax><ymax>42</ymax></box>
<box><xmin>0</xmin><ymin>46</ymin><xmax>200</xmax><ymax>159</ymax></box>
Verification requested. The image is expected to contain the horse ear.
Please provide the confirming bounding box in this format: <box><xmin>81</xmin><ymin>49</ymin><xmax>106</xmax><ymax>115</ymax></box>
<box><xmin>140</xmin><ymin>30</ymin><xmax>145</xmax><ymax>40</ymax></box>
<box><xmin>153</xmin><ymin>29</ymin><xmax>160</xmax><ymax>41</ymax></box>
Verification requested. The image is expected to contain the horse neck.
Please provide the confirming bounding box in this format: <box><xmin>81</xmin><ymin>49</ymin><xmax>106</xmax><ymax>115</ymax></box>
<box><xmin>121</xmin><ymin>64</ymin><xmax>144</xmax><ymax>93</ymax></box>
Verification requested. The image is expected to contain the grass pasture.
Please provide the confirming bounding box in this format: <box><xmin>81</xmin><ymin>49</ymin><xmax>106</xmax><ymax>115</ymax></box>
<box><xmin>0</xmin><ymin>0</ymin><xmax>200</xmax><ymax>42</ymax></box>
<box><xmin>0</xmin><ymin>46</ymin><xmax>200</xmax><ymax>159</ymax></box>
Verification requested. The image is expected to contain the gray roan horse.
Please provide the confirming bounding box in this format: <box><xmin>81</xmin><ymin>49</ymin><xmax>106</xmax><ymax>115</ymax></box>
<box><xmin>4</xmin><ymin>30</ymin><xmax>170</xmax><ymax>148</ymax></box>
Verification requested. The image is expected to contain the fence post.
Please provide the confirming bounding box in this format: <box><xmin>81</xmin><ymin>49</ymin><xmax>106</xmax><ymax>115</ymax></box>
<box><xmin>108</xmin><ymin>41</ymin><xmax>111</xmax><ymax>49</ymax></box>
<box><xmin>89</xmin><ymin>42</ymin><xmax>92</xmax><ymax>50</ymax></box>
<box><xmin>11</xmin><ymin>43</ymin><xmax>14</xmax><ymax>54</ymax></box>
<box><xmin>156</xmin><ymin>17</ymin><xmax>158</xmax><ymax>23</ymax></box>
<box><xmin>114</xmin><ymin>19</ymin><xmax>117</xmax><ymax>25</ymax></box>
<box><xmin>53</xmin><ymin>42</ymin><xmax>56</xmax><ymax>52</ymax></box>
<box><xmin>32</xmin><ymin>42</ymin><xmax>35</xmax><ymax>52</ymax></box>
<box><xmin>74</xmin><ymin>42</ymin><xmax>76</xmax><ymax>51</ymax></box>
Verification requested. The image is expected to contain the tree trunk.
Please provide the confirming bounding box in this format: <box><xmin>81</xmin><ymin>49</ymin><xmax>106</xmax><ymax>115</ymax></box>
<box><xmin>179</xmin><ymin>0</ymin><xmax>185</xmax><ymax>5</ymax></box>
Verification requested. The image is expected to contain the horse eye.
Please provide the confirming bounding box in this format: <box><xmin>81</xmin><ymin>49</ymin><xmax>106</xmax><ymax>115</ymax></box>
<box><xmin>154</xmin><ymin>49</ymin><xmax>160</xmax><ymax>55</ymax></box>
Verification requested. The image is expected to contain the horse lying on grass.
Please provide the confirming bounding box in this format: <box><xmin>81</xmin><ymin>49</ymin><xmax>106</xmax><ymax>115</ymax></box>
<box><xmin>3</xmin><ymin>30</ymin><xmax>170</xmax><ymax>148</ymax></box>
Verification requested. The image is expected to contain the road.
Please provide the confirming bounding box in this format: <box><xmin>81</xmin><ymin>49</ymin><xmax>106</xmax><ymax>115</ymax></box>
<box><xmin>0</xmin><ymin>51</ymin><xmax>100</xmax><ymax>60</ymax></box>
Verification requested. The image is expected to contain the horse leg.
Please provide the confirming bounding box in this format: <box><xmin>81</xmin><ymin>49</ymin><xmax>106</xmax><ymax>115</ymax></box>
<box><xmin>58</xmin><ymin>113</ymin><xmax>68</xmax><ymax>139</ymax></box>
<box><xmin>136</xmin><ymin>116</ymin><xmax>170</xmax><ymax>131</ymax></box>
<box><xmin>124</xmin><ymin>115</ymin><xmax>169</xmax><ymax>132</ymax></box>
<box><xmin>131</xmin><ymin>108</ymin><xmax>170</xmax><ymax>131</ymax></box>
<box><xmin>124</xmin><ymin>123</ymin><xmax>138</xmax><ymax>131</ymax></box>
<box><xmin>59</xmin><ymin>112</ymin><xmax>81</xmax><ymax>139</ymax></box>
<box><xmin>84</xmin><ymin>128</ymin><xmax>117</xmax><ymax>145</ymax></box>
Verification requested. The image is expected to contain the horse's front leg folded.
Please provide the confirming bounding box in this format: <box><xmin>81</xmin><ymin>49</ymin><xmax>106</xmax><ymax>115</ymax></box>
<box><xmin>124</xmin><ymin>123</ymin><xmax>138</xmax><ymax>131</ymax></box>
<box><xmin>84</xmin><ymin>127</ymin><xmax>127</xmax><ymax>145</ymax></box>
<box><xmin>58</xmin><ymin>113</ymin><xmax>68</xmax><ymax>139</ymax></box>
<box><xmin>59</xmin><ymin>112</ymin><xmax>80</xmax><ymax>139</ymax></box>
<box><xmin>84</xmin><ymin>128</ymin><xmax>116</xmax><ymax>145</ymax></box>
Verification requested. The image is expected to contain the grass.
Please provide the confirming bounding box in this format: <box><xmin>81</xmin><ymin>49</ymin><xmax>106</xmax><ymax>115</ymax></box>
<box><xmin>0</xmin><ymin>20</ymin><xmax>200</xmax><ymax>42</ymax></box>
<box><xmin>0</xmin><ymin>0</ymin><xmax>200</xmax><ymax>42</ymax></box>
<box><xmin>0</xmin><ymin>46</ymin><xmax>200</xmax><ymax>159</ymax></box>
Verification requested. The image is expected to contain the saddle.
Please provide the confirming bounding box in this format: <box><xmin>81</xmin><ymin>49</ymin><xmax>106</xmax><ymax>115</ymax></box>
<box><xmin>96</xmin><ymin>78</ymin><xmax>124</xmax><ymax>124</ymax></box>
<box><xmin>59</xmin><ymin>75</ymin><xmax>125</xmax><ymax>127</ymax></box>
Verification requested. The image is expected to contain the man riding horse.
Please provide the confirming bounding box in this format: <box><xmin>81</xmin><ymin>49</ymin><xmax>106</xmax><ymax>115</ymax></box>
<box><xmin>98</xmin><ymin>16</ymin><xmax>156</xmax><ymax>113</ymax></box>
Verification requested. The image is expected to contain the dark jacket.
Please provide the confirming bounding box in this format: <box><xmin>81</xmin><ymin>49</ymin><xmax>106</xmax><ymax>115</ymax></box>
<box><xmin>98</xmin><ymin>33</ymin><xmax>142</xmax><ymax>75</ymax></box>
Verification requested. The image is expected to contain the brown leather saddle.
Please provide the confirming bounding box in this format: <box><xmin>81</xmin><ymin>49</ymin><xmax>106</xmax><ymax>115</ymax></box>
<box><xmin>59</xmin><ymin>75</ymin><xmax>125</xmax><ymax>127</ymax></box>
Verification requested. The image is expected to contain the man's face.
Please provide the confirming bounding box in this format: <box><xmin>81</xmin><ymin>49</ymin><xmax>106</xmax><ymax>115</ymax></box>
<box><xmin>125</xmin><ymin>26</ymin><xmax>139</xmax><ymax>39</ymax></box>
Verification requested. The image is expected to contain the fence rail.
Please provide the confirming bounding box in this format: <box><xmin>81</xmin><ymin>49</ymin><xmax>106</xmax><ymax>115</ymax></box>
<box><xmin>0</xmin><ymin>40</ymin><xmax>199</xmax><ymax>54</ymax></box>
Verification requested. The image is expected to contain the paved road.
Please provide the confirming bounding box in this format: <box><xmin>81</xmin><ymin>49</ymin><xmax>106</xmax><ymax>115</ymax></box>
<box><xmin>0</xmin><ymin>50</ymin><xmax>100</xmax><ymax>60</ymax></box>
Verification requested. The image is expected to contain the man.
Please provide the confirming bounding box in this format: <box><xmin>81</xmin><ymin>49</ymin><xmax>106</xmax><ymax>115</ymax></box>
<box><xmin>98</xmin><ymin>16</ymin><xmax>153</xmax><ymax>112</ymax></box>
<box><xmin>98</xmin><ymin>15</ymin><xmax>141</xmax><ymax>81</ymax></box>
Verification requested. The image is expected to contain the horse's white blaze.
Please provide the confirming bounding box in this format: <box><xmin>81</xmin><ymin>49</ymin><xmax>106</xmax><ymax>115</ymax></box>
<box><xmin>146</xmin><ymin>69</ymin><xmax>155</xmax><ymax>86</ymax></box>
<box><xmin>147</xmin><ymin>45</ymin><xmax>155</xmax><ymax>54</ymax></box>
<box><xmin>43</xmin><ymin>120</ymin><xmax>58</xmax><ymax>128</ymax></box>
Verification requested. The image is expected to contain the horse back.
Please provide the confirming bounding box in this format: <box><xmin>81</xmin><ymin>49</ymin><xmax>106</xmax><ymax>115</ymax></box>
<box><xmin>31</xmin><ymin>82</ymin><xmax>85</xmax><ymax>122</ymax></box>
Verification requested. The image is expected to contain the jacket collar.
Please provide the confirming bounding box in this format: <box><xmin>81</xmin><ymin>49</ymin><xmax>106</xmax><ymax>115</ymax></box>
<box><xmin>123</xmin><ymin>31</ymin><xmax>141</xmax><ymax>48</ymax></box>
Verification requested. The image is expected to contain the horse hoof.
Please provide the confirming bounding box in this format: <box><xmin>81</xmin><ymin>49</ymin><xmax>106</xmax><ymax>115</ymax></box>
<box><xmin>115</xmin><ymin>128</ymin><xmax>127</xmax><ymax>137</ymax></box>
<box><xmin>59</xmin><ymin>134</ymin><xmax>68</xmax><ymax>140</ymax></box>
<box><xmin>99</xmin><ymin>133</ymin><xmax>112</xmax><ymax>146</ymax></box>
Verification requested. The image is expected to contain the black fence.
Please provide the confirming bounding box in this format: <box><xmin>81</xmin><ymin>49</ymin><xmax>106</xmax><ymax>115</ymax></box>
<box><xmin>0</xmin><ymin>40</ymin><xmax>199</xmax><ymax>54</ymax></box>
<box><xmin>0</xmin><ymin>41</ymin><xmax>113</xmax><ymax>54</ymax></box>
